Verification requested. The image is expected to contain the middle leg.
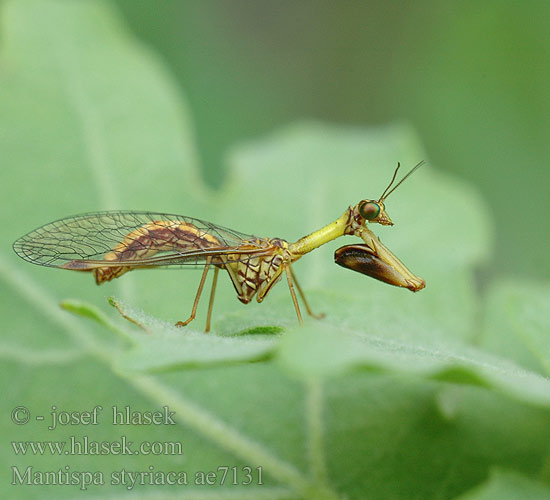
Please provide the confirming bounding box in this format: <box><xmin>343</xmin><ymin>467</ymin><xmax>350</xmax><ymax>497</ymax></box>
<box><xmin>289</xmin><ymin>266</ymin><xmax>325</xmax><ymax>319</ymax></box>
<box><xmin>285</xmin><ymin>264</ymin><xmax>303</xmax><ymax>325</ymax></box>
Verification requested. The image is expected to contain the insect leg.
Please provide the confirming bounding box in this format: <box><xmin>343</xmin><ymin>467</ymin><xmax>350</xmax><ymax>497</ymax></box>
<box><xmin>289</xmin><ymin>266</ymin><xmax>325</xmax><ymax>319</ymax></box>
<box><xmin>285</xmin><ymin>264</ymin><xmax>303</xmax><ymax>325</ymax></box>
<box><xmin>175</xmin><ymin>257</ymin><xmax>211</xmax><ymax>328</ymax></box>
<box><xmin>204</xmin><ymin>266</ymin><xmax>219</xmax><ymax>333</ymax></box>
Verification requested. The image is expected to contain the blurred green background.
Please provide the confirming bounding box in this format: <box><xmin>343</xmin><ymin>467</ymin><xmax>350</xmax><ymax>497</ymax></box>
<box><xmin>112</xmin><ymin>0</ymin><xmax>550</xmax><ymax>281</ymax></box>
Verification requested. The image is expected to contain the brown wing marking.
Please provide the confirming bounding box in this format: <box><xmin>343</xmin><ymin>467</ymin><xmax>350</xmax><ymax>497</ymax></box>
<box><xmin>62</xmin><ymin>220</ymin><xmax>223</xmax><ymax>284</ymax></box>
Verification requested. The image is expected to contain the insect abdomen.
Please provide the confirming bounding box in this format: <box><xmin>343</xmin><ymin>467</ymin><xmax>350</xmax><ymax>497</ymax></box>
<box><xmin>64</xmin><ymin>220</ymin><xmax>223</xmax><ymax>284</ymax></box>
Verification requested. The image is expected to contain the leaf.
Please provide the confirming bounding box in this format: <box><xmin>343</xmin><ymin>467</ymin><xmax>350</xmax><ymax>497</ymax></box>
<box><xmin>480</xmin><ymin>280</ymin><xmax>550</xmax><ymax>376</ymax></box>
<box><xmin>92</xmin><ymin>121</ymin><xmax>548</xmax><ymax>410</ymax></box>
<box><xmin>277</xmin><ymin>322</ymin><xmax>550</xmax><ymax>408</ymax></box>
<box><xmin>452</xmin><ymin>469</ymin><xmax>550</xmax><ymax>500</ymax></box>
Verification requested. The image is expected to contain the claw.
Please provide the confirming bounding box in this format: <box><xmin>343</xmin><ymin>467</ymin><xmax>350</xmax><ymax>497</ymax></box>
<box><xmin>334</xmin><ymin>244</ymin><xmax>425</xmax><ymax>292</ymax></box>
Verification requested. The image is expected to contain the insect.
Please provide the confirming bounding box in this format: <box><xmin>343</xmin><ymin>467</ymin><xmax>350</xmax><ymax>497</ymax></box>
<box><xmin>13</xmin><ymin>162</ymin><xmax>425</xmax><ymax>332</ymax></box>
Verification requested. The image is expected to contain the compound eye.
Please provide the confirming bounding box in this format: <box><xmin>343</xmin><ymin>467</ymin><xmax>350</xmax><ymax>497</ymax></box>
<box><xmin>359</xmin><ymin>201</ymin><xmax>380</xmax><ymax>220</ymax></box>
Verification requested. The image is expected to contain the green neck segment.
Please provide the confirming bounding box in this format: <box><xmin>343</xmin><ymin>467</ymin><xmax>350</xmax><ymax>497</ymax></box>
<box><xmin>289</xmin><ymin>211</ymin><xmax>349</xmax><ymax>256</ymax></box>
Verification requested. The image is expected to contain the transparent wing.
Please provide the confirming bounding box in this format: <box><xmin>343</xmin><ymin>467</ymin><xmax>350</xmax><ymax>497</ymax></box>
<box><xmin>13</xmin><ymin>211</ymin><xmax>271</xmax><ymax>269</ymax></box>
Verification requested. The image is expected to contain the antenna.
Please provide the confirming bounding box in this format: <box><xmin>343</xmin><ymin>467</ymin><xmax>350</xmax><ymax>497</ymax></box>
<box><xmin>380</xmin><ymin>161</ymin><xmax>425</xmax><ymax>201</ymax></box>
<box><xmin>379</xmin><ymin>162</ymin><xmax>401</xmax><ymax>200</ymax></box>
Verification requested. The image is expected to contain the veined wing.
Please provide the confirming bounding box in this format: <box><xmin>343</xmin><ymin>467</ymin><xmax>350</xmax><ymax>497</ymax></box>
<box><xmin>13</xmin><ymin>211</ymin><xmax>272</xmax><ymax>269</ymax></box>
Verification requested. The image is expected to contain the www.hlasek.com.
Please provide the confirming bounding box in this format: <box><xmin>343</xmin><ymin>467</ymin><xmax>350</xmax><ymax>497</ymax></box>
<box><xmin>12</xmin><ymin>465</ymin><xmax>264</xmax><ymax>490</ymax></box>
<box><xmin>12</xmin><ymin>435</ymin><xmax>182</xmax><ymax>456</ymax></box>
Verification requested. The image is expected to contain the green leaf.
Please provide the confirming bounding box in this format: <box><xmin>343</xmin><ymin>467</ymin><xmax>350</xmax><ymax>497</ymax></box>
<box><xmin>480</xmin><ymin>280</ymin><xmax>550</xmax><ymax>376</ymax></box>
<box><xmin>453</xmin><ymin>469</ymin><xmax>550</xmax><ymax>500</ymax></box>
<box><xmin>277</xmin><ymin>322</ymin><xmax>550</xmax><ymax>408</ymax></box>
<box><xmin>1</xmin><ymin>1</ymin><xmax>549</xmax><ymax>500</ymax></box>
